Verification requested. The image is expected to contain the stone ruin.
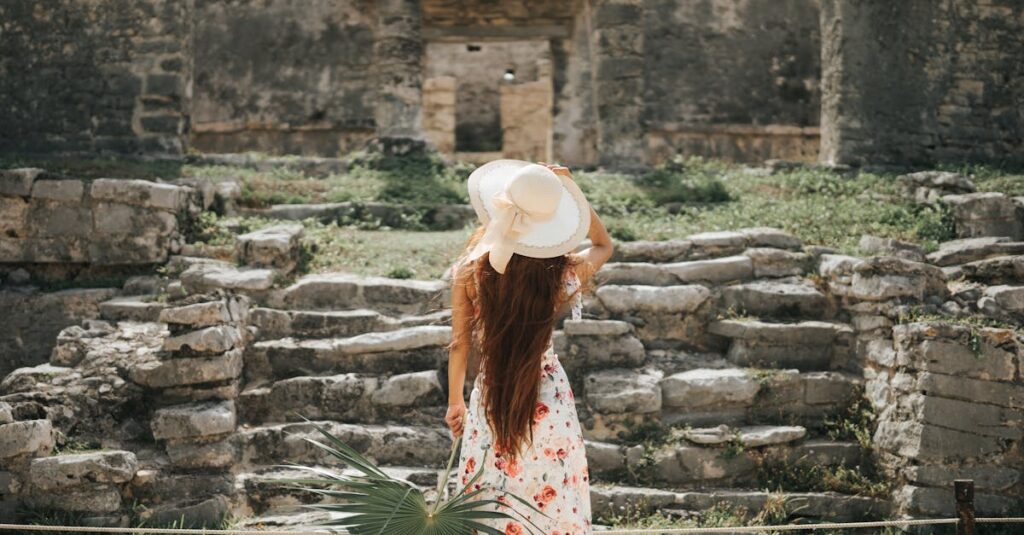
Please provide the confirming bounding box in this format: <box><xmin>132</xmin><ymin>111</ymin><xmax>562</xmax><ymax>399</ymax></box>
<box><xmin>0</xmin><ymin>166</ymin><xmax>1021</xmax><ymax>528</ymax></box>
<box><xmin>1</xmin><ymin>0</ymin><xmax>1021</xmax><ymax>168</ymax></box>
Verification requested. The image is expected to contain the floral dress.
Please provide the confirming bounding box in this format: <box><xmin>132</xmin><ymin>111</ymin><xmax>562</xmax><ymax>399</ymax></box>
<box><xmin>456</xmin><ymin>271</ymin><xmax>592</xmax><ymax>535</ymax></box>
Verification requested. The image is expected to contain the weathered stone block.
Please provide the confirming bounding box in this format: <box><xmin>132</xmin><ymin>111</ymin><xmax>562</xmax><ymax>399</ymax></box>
<box><xmin>180</xmin><ymin>264</ymin><xmax>277</xmax><ymax>293</ymax></box>
<box><xmin>29</xmin><ymin>451</ymin><xmax>137</xmax><ymax>491</ymax></box>
<box><xmin>743</xmin><ymin>248</ymin><xmax>811</xmax><ymax>278</ymax></box>
<box><xmin>130</xmin><ymin>348</ymin><xmax>243</xmax><ymax>388</ymax></box>
<box><xmin>0</xmin><ymin>197</ymin><xmax>29</xmax><ymax>237</ymax></box>
<box><xmin>166</xmin><ymin>438</ymin><xmax>238</xmax><ymax>469</ymax></box>
<box><xmin>720</xmin><ymin>280</ymin><xmax>830</xmax><ymax>318</ymax></box>
<box><xmin>90</xmin><ymin>179</ymin><xmax>186</xmax><ymax>211</ymax></box>
<box><xmin>611</xmin><ymin>240</ymin><xmax>691</xmax><ymax>263</ymax></box>
<box><xmin>595</xmin><ymin>284</ymin><xmax>711</xmax><ymax>314</ymax></box>
<box><xmin>584</xmin><ymin>440</ymin><xmax>625</xmax><ymax>474</ymax></box>
<box><xmin>874</xmin><ymin>419</ymin><xmax>1003</xmax><ymax>462</ymax></box>
<box><xmin>163</xmin><ymin>325</ymin><xmax>243</xmax><ymax>354</ymax></box>
<box><xmin>152</xmin><ymin>401</ymin><xmax>236</xmax><ymax>441</ymax></box>
<box><xmin>563</xmin><ymin>319</ymin><xmax>631</xmax><ymax>337</ymax></box>
<box><xmin>0</xmin><ymin>168</ymin><xmax>44</xmax><ymax>197</ymax></box>
<box><xmin>661</xmin><ymin>368</ymin><xmax>758</xmax><ymax>410</ymax></box>
<box><xmin>158</xmin><ymin>299</ymin><xmax>242</xmax><ymax>327</ymax></box>
<box><xmin>0</xmin><ymin>419</ymin><xmax>53</xmax><ymax>459</ymax></box>
<box><xmin>28</xmin><ymin>200</ymin><xmax>92</xmax><ymax>238</ymax></box>
<box><xmin>93</xmin><ymin>202</ymin><xmax>177</xmax><ymax>235</ymax></box>
<box><xmin>597</xmin><ymin>262</ymin><xmax>675</xmax><ymax>286</ymax></box>
<box><xmin>651</xmin><ymin>445</ymin><xmax>756</xmax><ymax>484</ymax></box>
<box><xmin>905</xmin><ymin>465</ymin><xmax>1021</xmax><ymax>492</ymax></box>
<box><xmin>28</xmin><ymin>486</ymin><xmax>122</xmax><ymax>513</ymax></box>
<box><xmin>370</xmin><ymin>370</ymin><xmax>443</xmax><ymax>407</ymax></box>
<box><xmin>31</xmin><ymin>179</ymin><xmax>84</xmax><ymax>202</ymax></box>
<box><xmin>663</xmin><ymin>256</ymin><xmax>753</xmax><ymax>284</ymax></box>
<box><xmin>0</xmin><ymin>402</ymin><xmax>12</xmax><ymax>425</ymax></box>
<box><xmin>585</xmin><ymin>368</ymin><xmax>662</xmax><ymax>414</ymax></box>
<box><xmin>739</xmin><ymin>425</ymin><xmax>806</xmax><ymax>447</ymax></box>
<box><xmin>943</xmin><ymin>192</ymin><xmax>1023</xmax><ymax>240</ymax></box>
<box><xmin>235</xmin><ymin>224</ymin><xmax>304</xmax><ymax>273</ymax></box>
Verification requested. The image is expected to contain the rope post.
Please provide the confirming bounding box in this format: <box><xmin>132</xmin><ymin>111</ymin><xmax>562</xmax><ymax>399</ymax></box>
<box><xmin>955</xmin><ymin>479</ymin><xmax>976</xmax><ymax>535</ymax></box>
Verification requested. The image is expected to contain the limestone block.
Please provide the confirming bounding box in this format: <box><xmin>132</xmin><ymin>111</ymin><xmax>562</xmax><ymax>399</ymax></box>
<box><xmin>651</xmin><ymin>445</ymin><xmax>756</xmax><ymax>484</ymax></box>
<box><xmin>0</xmin><ymin>168</ymin><xmax>44</xmax><ymax>197</ymax></box>
<box><xmin>597</xmin><ymin>262</ymin><xmax>676</xmax><ymax>286</ymax></box>
<box><xmin>0</xmin><ymin>197</ymin><xmax>29</xmax><ymax>236</ymax></box>
<box><xmin>818</xmin><ymin>254</ymin><xmax>862</xmax><ymax>279</ymax></box>
<box><xmin>163</xmin><ymin>325</ymin><xmax>243</xmax><ymax>354</ymax></box>
<box><xmin>159</xmin><ymin>298</ymin><xmax>248</xmax><ymax>327</ymax></box>
<box><xmin>905</xmin><ymin>465</ymin><xmax>1021</xmax><ymax>492</ymax></box>
<box><xmin>894</xmin><ymin>485</ymin><xmax>1021</xmax><ymax>517</ymax></box>
<box><xmin>29</xmin><ymin>451</ymin><xmax>137</xmax><ymax>491</ymax></box>
<box><xmin>563</xmin><ymin>319</ymin><xmax>631</xmax><ymax>337</ymax></box>
<box><xmin>683</xmin><ymin>425</ymin><xmax>733</xmax><ymax>445</ymax></box>
<box><xmin>688</xmin><ymin>230</ymin><xmax>746</xmax><ymax>252</ymax></box>
<box><xmin>874</xmin><ymin>419</ymin><xmax>1003</xmax><ymax>462</ymax></box>
<box><xmin>585</xmin><ymin>368</ymin><xmax>662</xmax><ymax>414</ymax></box>
<box><xmin>90</xmin><ymin>179</ymin><xmax>186</xmax><ymax>211</ymax></box>
<box><xmin>0</xmin><ymin>402</ymin><xmax>12</xmax><ymax>425</ymax></box>
<box><xmin>980</xmin><ymin>285</ymin><xmax>1024</xmax><ymax>313</ymax></box>
<box><xmin>804</xmin><ymin>371</ymin><xmax>858</xmax><ymax>405</ymax></box>
<box><xmin>720</xmin><ymin>280</ymin><xmax>829</xmax><ymax>317</ymax></box>
<box><xmin>370</xmin><ymin>370</ymin><xmax>443</xmax><ymax>408</ymax></box>
<box><xmin>743</xmin><ymin>248</ymin><xmax>811</xmax><ymax>278</ymax></box>
<box><xmin>584</xmin><ymin>441</ymin><xmax>626</xmax><ymax>474</ymax></box>
<box><xmin>857</xmin><ymin>235</ymin><xmax>926</xmax><ymax>262</ymax></box>
<box><xmin>738</xmin><ymin>425</ymin><xmax>806</xmax><ymax>447</ymax></box>
<box><xmin>741</xmin><ymin>227</ymin><xmax>802</xmax><ymax>250</ymax></box>
<box><xmin>31</xmin><ymin>179</ymin><xmax>84</xmax><ymax>202</ymax></box>
<box><xmin>912</xmin><ymin>372</ymin><xmax>1024</xmax><ymax>409</ymax></box>
<box><xmin>661</xmin><ymin>368</ymin><xmax>759</xmax><ymax>410</ymax></box>
<box><xmin>130</xmin><ymin>348</ymin><xmax>243</xmax><ymax>388</ymax></box>
<box><xmin>910</xmin><ymin>339</ymin><xmax>1016</xmax><ymax>381</ymax></box>
<box><xmin>927</xmin><ymin>237</ymin><xmax>1024</xmax><ymax>267</ymax></box>
<box><xmin>92</xmin><ymin>202</ymin><xmax>177</xmax><ymax>235</ymax></box>
<box><xmin>610</xmin><ymin>240</ymin><xmax>692</xmax><ymax>263</ymax></box>
<box><xmin>235</xmin><ymin>224</ymin><xmax>304</xmax><ymax>272</ymax></box>
<box><xmin>180</xmin><ymin>264</ymin><xmax>277</xmax><ymax>293</ymax></box>
<box><xmin>166</xmin><ymin>438</ymin><xmax>238</xmax><ymax>469</ymax></box>
<box><xmin>849</xmin><ymin>257</ymin><xmax>947</xmax><ymax>301</ymax></box>
<box><xmin>28</xmin><ymin>200</ymin><xmax>92</xmax><ymax>238</ymax></box>
<box><xmin>28</xmin><ymin>485</ymin><xmax>122</xmax><ymax>513</ymax></box>
<box><xmin>138</xmin><ymin>494</ymin><xmax>230</xmax><ymax>529</ymax></box>
<box><xmin>0</xmin><ymin>419</ymin><xmax>53</xmax><ymax>459</ymax></box>
<box><xmin>943</xmin><ymin>192</ymin><xmax>1023</xmax><ymax>240</ymax></box>
<box><xmin>151</xmin><ymin>401</ymin><xmax>237</xmax><ymax>441</ymax></box>
<box><xmin>662</xmin><ymin>256</ymin><xmax>753</xmax><ymax>284</ymax></box>
<box><xmin>595</xmin><ymin>284</ymin><xmax>711</xmax><ymax>314</ymax></box>
<box><xmin>567</xmin><ymin>333</ymin><xmax>646</xmax><ymax>368</ymax></box>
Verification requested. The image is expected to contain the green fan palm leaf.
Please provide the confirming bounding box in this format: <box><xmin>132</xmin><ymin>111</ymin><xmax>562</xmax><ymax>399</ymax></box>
<box><xmin>275</xmin><ymin>419</ymin><xmax>551</xmax><ymax>535</ymax></box>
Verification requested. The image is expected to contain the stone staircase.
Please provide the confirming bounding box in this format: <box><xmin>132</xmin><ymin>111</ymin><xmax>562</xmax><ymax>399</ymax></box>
<box><xmin>159</xmin><ymin>227</ymin><xmax>882</xmax><ymax>526</ymax></box>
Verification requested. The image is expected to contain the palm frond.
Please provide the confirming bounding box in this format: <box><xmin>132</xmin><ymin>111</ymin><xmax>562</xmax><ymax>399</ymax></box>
<box><xmin>276</xmin><ymin>419</ymin><xmax>553</xmax><ymax>535</ymax></box>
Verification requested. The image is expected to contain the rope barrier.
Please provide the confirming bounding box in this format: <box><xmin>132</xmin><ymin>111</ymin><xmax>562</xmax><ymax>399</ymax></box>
<box><xmin>2</xmin><ymin>517</ymin><xmax>1023</xmax><ymax>534</ymax></box>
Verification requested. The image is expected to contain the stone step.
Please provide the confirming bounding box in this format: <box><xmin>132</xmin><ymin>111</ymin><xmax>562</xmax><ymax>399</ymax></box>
<box><xmin>236</xmin><ymin>464</ymin><xmax>440</xmax><ymax>515</ymax></box>
<box><xmin>585</xmin><ymin>367</ymin><xmax>861</xmax><ymax>437</ymax></box>
<box><xmin>99</xmin><ymin>295</ymin><xmax>168</xmax><ymax>322</ymax></box>
<box><xmin>610</xmin><ymin>228</ymin><xmax>803</xmax><ymax>264</ymax></box>
<box><xmin>235</xmin><ymin>421</ymin><xmax>454</xmax><ymax>468</ymax></box>
<box><xmin>237</xmin><ymin>370</ymin><xmax>445</xmax><ymax>425</ymax></box>
<box><xmin>719</xmin><ymin>279</ymin><xmax>834</xmax><ymax>319</ymax></box>
<box><xmin>267</xmin><ymin>273</ymin><xmax>449</xmax><ymax>315</ymax></box>
<box><xmin>235</xmin><ymin>510</ymin><xmax>347</xmax><ymax>532</ymax></box>
<box><xmin>590</xmin><ymin>485</ymin><xmax>888</xmax><ymax>522</ymax></box>
<box><xmin>250</xmin><ymin>307</ymin><xmax>450</xmax><ymax>341</ymax></box>
<box><xmin>709</xmin><ymin>319</ymin><xmax>853</xmax><ymax>371</ymax></box>
<box><xmin>599</xmin><ymin>249</ymin><xmax>812</xmax><ymax>287</ymax></box>
<box><xmin>244</xmin><ymin>325</ymin><xmax>451</xmax><ymax>382</ymax></box>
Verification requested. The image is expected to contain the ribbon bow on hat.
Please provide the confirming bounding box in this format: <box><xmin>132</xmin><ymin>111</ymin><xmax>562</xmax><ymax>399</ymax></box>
<box><xmin>466</xmin><ymin>167</ymin><xmax>562</xmax><ymax>274</ymax></box>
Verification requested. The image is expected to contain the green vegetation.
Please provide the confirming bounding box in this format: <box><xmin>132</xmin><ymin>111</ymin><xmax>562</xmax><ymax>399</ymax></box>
<box><xmin>602</xmin><ymin>495</ymin><xmax>790</xmax><ymax>532</ymax></box>
<box><xmin>824</xmin><ymin>394</ymin><xmax>876</xmax><ymax>450</ymax></box>
<box><xmin>756</xmin><ymin>458</ymin><xmax>891</xmax><ymax>499</ymax></box>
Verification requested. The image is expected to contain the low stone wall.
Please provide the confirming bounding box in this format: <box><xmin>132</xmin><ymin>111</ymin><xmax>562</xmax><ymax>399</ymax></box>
<box><xmin>0</xmin><ymin>169</ymin><xmax>195</xmax><ymax>266</ymax></box>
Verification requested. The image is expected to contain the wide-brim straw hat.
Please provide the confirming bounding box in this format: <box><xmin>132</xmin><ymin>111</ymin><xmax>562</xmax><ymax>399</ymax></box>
<box><xmin>466</xmin><ymin>159</ymin><xmax>590</xmax><ymax>274</ymax></box>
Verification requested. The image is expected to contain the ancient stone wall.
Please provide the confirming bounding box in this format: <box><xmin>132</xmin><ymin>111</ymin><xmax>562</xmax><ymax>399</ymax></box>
<box><xmin>0</xmin><ymin>169</ymin><xmax>195</xmax><ymax>266</ymax></box>
<box><xmin>643</xmin><ymin>0</ymin><xmax>822</xmax><ymax>164</ymax></box>
<box><xmin>190</xmin><ymin>0</ymin><xmax>380</xmax><ymax>155</ymax></box>
<box><xmin>0</xmin><ymin>0</ymin><xmax>192</xmax><ymax>156</ymax></box>
<box><xmin>820</xmin><ymin>0</ymin><xmax>1024</xmax><ymax>167</ymax></box>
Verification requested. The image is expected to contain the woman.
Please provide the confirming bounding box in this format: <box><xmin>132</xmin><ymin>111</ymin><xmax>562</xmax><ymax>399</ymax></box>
<box><xmin>445</xmin><ymin>160</ymin><xmax>614</xmax><ymax>535</ymax></box>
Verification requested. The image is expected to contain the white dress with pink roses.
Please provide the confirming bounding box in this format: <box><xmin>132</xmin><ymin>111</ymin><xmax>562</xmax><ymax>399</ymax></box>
<box><xmin>456</xmin><ymin>272</ymin><xmax>592</xmax><ymax>535</ymax></box>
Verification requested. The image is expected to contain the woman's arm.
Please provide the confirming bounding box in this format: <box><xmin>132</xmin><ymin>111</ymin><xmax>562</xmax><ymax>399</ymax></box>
<box><xmin>445</xmin><ymin>263</ymin><xmax>474</xmax><ymax>436</ymax></box>
<box><xmin>546</xmin><ymin>165</ymin><xmax>614</xmax><ymax>286</ymax></box>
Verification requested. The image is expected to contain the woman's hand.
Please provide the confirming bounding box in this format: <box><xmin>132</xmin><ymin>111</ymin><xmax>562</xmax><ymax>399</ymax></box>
<box><xmin>541</xmin><ymin>162</ymin><xmax>573</xmax><ymax>181</ymax></box>
<box><xmin>445</xmin><ymin>402</ymin><xmax>467</xmax><ymax>437</ymax></box>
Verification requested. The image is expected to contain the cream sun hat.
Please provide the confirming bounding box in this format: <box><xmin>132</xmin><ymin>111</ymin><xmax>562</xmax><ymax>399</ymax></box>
<box><xmin>466</xmin><ymin>159</ymin><xmax>591</xmax><ymax>274</ymax></box>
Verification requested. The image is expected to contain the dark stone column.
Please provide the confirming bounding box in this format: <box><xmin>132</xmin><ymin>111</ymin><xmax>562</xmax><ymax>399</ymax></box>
<box><xmin>374</xmin><ymin>0</ymin><xmax>424</xmax><ymax>141</ymax></box>
<box><xmin>590</xmin><ymin>0</ymin><xmax>646</xmax><ymax>170</ymax></box>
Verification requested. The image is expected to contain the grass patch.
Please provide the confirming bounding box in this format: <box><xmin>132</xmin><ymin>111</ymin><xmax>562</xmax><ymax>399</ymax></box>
<box><xmin>756</xmin><ymin>457</ymin><xmax>891</xmax><ymax>499</ymax></box>
<box><xmin>602</xmin><ymin>495</ymin><xmax>790</xmax><ymax>531</ymax></box>
<box><xmin>824</xmin><ymin>394</ymin><xmax>876</xmax><ymax>450</ymax></box>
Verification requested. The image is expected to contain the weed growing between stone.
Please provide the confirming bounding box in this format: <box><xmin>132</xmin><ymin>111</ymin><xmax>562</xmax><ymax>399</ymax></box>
<box><xmin>824</xmin><ymin>393</ymin><xmax>876</xmax><ymax>450</ymax></box>
<box><xmin>601</xmin><ymin>496</ymin><xmax>790</xmax><ymax>531</ymax></box>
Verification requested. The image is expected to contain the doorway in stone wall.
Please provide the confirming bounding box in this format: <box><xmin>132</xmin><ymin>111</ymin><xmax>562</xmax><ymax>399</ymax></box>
<box><xmin>423</xmin><ymin>39</ymin><xmax>553</xmax><ymax>163</ymax></box>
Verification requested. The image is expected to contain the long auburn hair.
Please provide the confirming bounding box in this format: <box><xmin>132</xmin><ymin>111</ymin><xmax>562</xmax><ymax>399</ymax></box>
<box><xmin>454</xmin><ymin>227</ymin><xmax>577</xmax><ymax>459</ymax></box>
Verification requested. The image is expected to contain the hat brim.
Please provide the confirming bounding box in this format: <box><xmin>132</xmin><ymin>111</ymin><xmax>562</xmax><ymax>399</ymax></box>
<box><xmin>468</xmin><ymin>159</ymin><xmax>591</xmax><ymax>259</ymax></box>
